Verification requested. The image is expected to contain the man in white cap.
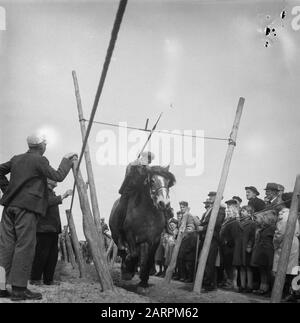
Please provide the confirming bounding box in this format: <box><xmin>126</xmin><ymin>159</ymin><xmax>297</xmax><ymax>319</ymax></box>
<box><xmin>115</xmin><ymin>151</ymin><xmax>155</xmax><ymax>250</ymax></box>
<box><xmin>0</xmin><ymin>132</ymin><xmax>76</xmax><ymax>301</ymax></box>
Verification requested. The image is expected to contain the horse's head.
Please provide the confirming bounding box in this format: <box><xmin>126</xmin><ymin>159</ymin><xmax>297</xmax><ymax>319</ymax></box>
<box><xmin>147</xmin><ymin>165</ymin><xmax>176</xmax><ymax>211</ymax></box>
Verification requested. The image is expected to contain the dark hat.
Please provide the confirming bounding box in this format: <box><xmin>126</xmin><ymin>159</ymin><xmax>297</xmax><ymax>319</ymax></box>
<box><xmin>245</xmin><ymin>186</ymin><xmax>260</xmax><ymax>196</ymax></box>
<box><xmin>225</xmin><ymin>199</ymin><xmax>238</xmax><ymax>205</ymax></box>
<box><xmin>264</xmin><ymin>183</ymin><xmax>280</xmax><ymax>191</ymax></box>
<box><xmin>277</xmin><ymin>184</ymin><xmax>284</xmax><ymax>191</ymax></box>
<box><xmin>208</xmin><ymin>191</ymin><xmax>217</xmax><ymax>197</ymax></box>
<box><xmin>179</xmin><ymin>201</ymin><xmax>188</xmax><ymax>207</ymax></box>
<box><xmin>232</xmin><ymin>196</ymin><xmax>242</xmax><ymax>203</ymax></box>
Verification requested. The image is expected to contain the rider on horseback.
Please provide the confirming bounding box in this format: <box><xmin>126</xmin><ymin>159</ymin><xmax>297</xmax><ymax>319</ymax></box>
<box><xmin>116</xmin><ymin>151</ymin><xmax>155</xmax><ymax>250</ymax></box>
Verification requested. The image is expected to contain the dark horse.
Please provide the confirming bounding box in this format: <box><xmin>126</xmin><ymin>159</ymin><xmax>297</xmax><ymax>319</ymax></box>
<box><xmin>109</xmin><ymin>165</ymin><xmax>175</xmax><ymax>289</ymax></box>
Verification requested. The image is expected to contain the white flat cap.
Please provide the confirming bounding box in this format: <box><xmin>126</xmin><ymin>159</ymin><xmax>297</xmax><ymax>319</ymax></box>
<box><xmin>27</xmin><ymin>133</ymin><xmax>47</xmax><ymax>147</ymax></box>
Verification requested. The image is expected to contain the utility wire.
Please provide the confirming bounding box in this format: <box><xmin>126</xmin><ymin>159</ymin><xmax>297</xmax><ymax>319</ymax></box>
<box><xmin>82</xmin><ymin>119</ymin><xmax>229</xmax><ymax>142</ymax></box>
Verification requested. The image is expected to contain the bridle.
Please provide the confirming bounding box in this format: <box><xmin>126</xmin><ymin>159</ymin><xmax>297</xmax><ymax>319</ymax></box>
<box><xmin>146</xmin><ymin>174</ymin><xmax>170</xmax><ymax>207</ymax></box>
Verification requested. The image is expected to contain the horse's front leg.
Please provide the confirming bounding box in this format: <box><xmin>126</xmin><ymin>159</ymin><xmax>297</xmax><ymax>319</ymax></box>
<box><xmin>138</xmin><ymin>242</ymin><xmax>150</xmax><ymax>288</ymax></box>
<box><xmin>139</xmin><ymin>242</ymin><xmax>159</xmax><ymax>288</ymax></box>
<box><xmin>122</xmin><ymin>231</ymin><xmax>139</xmax><ymax>280</ymax></box>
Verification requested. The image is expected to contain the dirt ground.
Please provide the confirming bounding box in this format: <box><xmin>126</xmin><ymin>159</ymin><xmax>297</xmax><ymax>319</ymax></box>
<box><xmin>0</xmin><ymin>261</ymin><xmax>268</xmax><ymax>303</ymax></box>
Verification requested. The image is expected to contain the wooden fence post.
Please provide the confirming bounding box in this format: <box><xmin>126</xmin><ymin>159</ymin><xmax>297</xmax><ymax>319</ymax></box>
<box><xmin>193</xmin><ymin>97</ymin><xmax>245</xmax><ymax>293</ymax></box>
<box><xmin>72</xmin><ymin>159</ymin><xmax>115</xmax><ymax>291</ymax></box>
<box><xmin>164</xmin><ymin>211</ymin><xmax>189</xmax><ymax>283</ymax></box>
<box><xmin>66</xmin><ymin>209</ymin><xmax>86</xmax><ymax>278</ymax></box>
<box><xmin>271</xmin><ymin>175</ymin><xmax>300</xmax><ymax>303</ymax></box>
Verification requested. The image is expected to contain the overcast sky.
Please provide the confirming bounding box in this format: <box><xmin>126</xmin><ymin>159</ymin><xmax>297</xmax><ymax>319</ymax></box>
<box><xmin>0</xmin><ymin>0</ymin><xmax>300</xmax><ymax>239</ymax></box>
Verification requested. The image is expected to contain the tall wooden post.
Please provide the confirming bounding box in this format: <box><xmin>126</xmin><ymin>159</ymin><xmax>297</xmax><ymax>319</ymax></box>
<box><xmin>72</xmin><ymin>70</ymin><xmax>104</xmax><ymax>243</ymax></box>
<box><xmin>164</xmin><ymin>211</ymin><xmax>189</xmax><ymax>283</ymax></box>
<box><xmin>193</xmin><ymin>97</ymin><xmax>245</xmax><ymax>293</ymax></box>
<box><xmin>66</xmin><ymin>209</ymin><xmax>86</xmax><ymax>278</ymax></box>
<box><xmin>72</xmin><ymin>159</ymin><xmax>114</xmax><ymax>291</ymax></box>
<box><xmin>271</xmin><ymin>175</ymin><xmax>300</xmax><ymax>303</ymax></box>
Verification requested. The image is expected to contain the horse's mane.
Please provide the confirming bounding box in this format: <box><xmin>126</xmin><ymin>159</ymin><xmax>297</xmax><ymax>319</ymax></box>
<box><xmin>149</xmin><ymin>166</ymin><xmax>176</xmax><ymax>187</ymax></box>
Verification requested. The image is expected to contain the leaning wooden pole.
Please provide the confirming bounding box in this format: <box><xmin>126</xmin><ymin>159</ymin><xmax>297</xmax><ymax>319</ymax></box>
<box><xmin>271</xmin><ymin>175</ymin><xmax>300</xmax><ymax>303</ymax></box>
<box><xmin>72</xmin><ymin>158</ymin><xmax>114</xmax><ymax>291</ymax></box>
<box><xmin>65</xmin><ymin>230</ymin><xmax>77</xmax><ymax>269</ymax></box>
<box><xmin>193</xmin><ymin>97</ymin><xmax>245</xmax><ymax>293</ymax></box>
<box><xmin>66</xmin><ymin>209</ymin><xmax>86</xmax><ymax>278</ymax></box>
<box><xmin>72</xmin><ymin>71</ymin><xmax>103</xmax><ymax>240</ymax></box>
<box><xmin>164</xmin><ymin>211</ymin><xmax>189</xmax><ymax>284</ymax></box>
<box><xmin>61</xmin><ymin>235</ymin><xmax>68</xmax><ymax>262</ymax></box>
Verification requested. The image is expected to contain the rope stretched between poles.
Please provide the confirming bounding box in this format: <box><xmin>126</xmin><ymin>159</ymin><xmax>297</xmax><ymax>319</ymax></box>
<box><xmin>69</xmin><ymin>0</ymin><xmax>128</xmax><ymax>213</ymax></box>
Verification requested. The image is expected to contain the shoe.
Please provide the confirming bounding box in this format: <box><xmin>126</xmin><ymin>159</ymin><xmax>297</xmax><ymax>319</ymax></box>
<box><xmin>173</xmin><ymin>276</ymin><xmax>180</xmax><ymax>281</ymax></box>
<box><xmin>252</xmin><ymin>289</ymin><xmax>270</xmax><ymax>296</ymax></box>
<box><xmin>155</xmin><ymin>271</ymin><xmax>163</xmax><ymax>277</ymax></box>
<box><xmin>0</xmin><ymin>290</ymin><xmax>10</xmax><ymax>298</ymax></box>
<box><xmin>184</xmin><ymin>278</ymin><xmax>193</xmax><ymax>283</ymax></box>
<box><xmin>283</xmin><ymin>294</ymin><xmax>298</xmax><ymax>303</ymax></box>
<box><xmin>203</xmin><ymin>284</ymin><xmax>217</xmax><ymax>292</ymax></box>
<box><xmin>179</xmin><ymin>278</ymin><xmax>185</xmax><ymax>282</ymax></box>
<box><xmin>44</xmin><ymin>281</ymin><xmax>60</xmax><ymax>286</ymax></box>
<box><xmin>244</xmin><ymin>287</ymin><xmax>253</xmax><ymax>293</ymax></box>
<box><xmin>30</xmin><ymin>280</ymin><xmax>43</xmax><ymax>286</ymax></box>
<box><xmin>11</xmin><ymin>288</ymin><xmax>43</xmax><ymax>301</ymax></box>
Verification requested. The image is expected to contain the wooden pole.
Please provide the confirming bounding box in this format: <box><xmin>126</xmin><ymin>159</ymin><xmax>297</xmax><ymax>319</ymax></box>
<box><xmin>193</xmin><ymin>97</ymin><xmax>245</xmax><ymax>293</ymax></box>
<box><xmin>72</xmin><ymin>159</ymin><xmax>115</xmax><ymax>291</ymax></box>
<box><xmin>271</xmin><ymin>175</ymin><xmax>300</xmax><ymax>303</ymax></box>
<box><xmin>65</xmin><ymin>230</ymin><xmax>77</xmax><ymax>269</ymax></box>
<box><xmin>61</xmin><ymin>235</ymin><xmax>68</xmax><ymax>262</ymax></box>
<box><xmin>72</xmin><ymin>71</ymin><xmax>103</xmax><ymax>242</ymax></box>
<box><xmin>66</xmin><ymin>209</ymin><xmax>86</xmax><ymax>278</ymax></box>
<box><xmin>164</xmin><ymin>211</ymin><xmax>189</xmax><ymax>284</ymax></box>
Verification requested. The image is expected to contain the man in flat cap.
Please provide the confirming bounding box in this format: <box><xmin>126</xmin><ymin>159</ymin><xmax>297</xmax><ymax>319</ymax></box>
<box><xmin>264</xmin><ymin>183</ymin><xmax>281</xmax><ymax>208</ymax></box>
<box><xmin>245</xmin><ymin>186</ymin><xmax>265</xmax><ymax>213</ymax></box>
<box><xmin>198</xmin><ymin>191</ymin><xmax>226</xmax><ymax>291</ymax></box>
<box><xmin>114</xmin><ymin>151</ymin><xmax>155</xmax><ymax>250</ymax></box>
<box><xmin>0</xmin><ymin>133</ymin><xmax>76</xmax><ymax>300</ymax></box>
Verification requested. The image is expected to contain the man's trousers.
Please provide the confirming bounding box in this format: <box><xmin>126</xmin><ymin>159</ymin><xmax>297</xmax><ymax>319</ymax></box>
<box><xmin>31</xmin><ymin>232</ymin><xmax>59</xmax><ymax>284</ymax></box>
<box><xmin>0</xmin><ymin>206</ymin><xmax>38</xmax><ymax>287</ymax></box>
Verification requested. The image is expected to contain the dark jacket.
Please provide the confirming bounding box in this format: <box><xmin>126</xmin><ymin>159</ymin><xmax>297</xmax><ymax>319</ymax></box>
<box><xmin>220</xmin><ymin>218</ymin><xmax>256</xmax><ymax>267</ymax></box>
<box><xmin>200</xmin><ymin>206</ymin><xmax>226</xmax><ymax>241</ymax></box>
<box><xmin>248</xmin><ymin>197</ymin><xmax>265</xmax><ymax>213</ymax></box>
<box><xmin>251</xmin><ymin>224</ymin><xmax>276</xmax><ymax>269</ymax></box>
<box><xmin>37</xmin><ymin>189</ymin><xmax>62</xmax><ymax>233</ymax></box>
<box><xmin>0</xmin><ymin>150</ymin><xmax>72</xmax><ymax>216</ymax></box>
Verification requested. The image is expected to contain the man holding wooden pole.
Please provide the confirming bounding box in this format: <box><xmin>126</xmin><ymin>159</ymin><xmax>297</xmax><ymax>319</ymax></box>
<box><xmin>193</xmin><ymin>97</ymin><xmax>245</xmax><ymax>293</ymax></box>
<box><xmin>30</xmin><ymin>179</ymin><xmax>73</xmax><ymax>285</ymax></box>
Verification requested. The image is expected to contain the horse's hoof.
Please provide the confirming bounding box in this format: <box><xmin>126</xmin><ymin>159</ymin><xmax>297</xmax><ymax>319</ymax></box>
<box><xmin>122</xmin><ymin>272</ymin><xmax>133</xmax><ymax>281</ymax></box>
